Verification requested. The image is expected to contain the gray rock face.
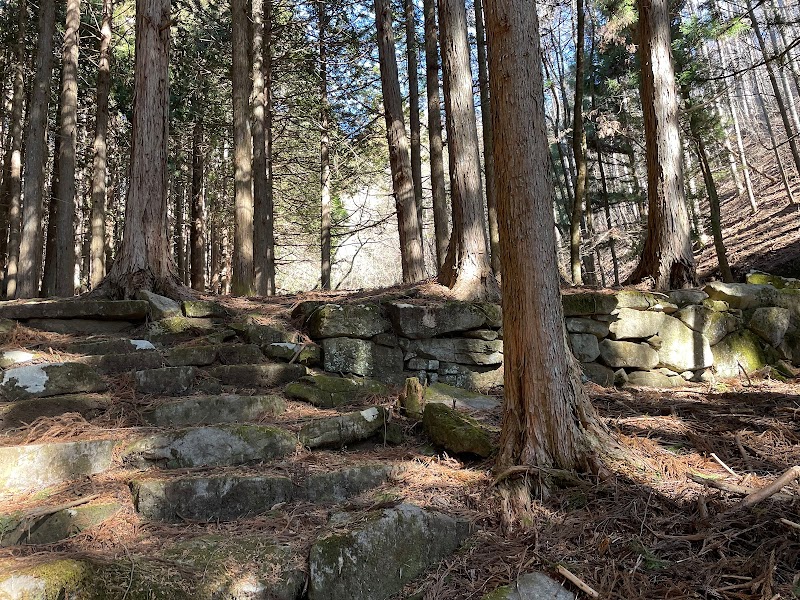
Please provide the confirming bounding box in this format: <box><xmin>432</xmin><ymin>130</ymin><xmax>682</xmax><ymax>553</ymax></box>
<box><xmin>135</xmin><ymin>366</ymin><xmax>197</xmax><ymax>395</ymax></box>
<box><xmin>301</xmin><ymin>465</ymin><xmax>395</xmax><ymax>503</ymax></box>
<box><xmin>136</xmin><ymin>290</ymin><xmax>182</xmax><ymax>320</ymax></box>
<box><xmin>436</xmin><ymin>362</ymin><xmax>504</xmax><ymax>390</ymax></box>
<box><xmin>209</xmin><ymin>363</ymin><xmax>307</xmax><ymax>387</ymax></box>
<box><xmin>608</xmin><ymin>308</ymin><xmax>664</xmax><ymax>340</ymax></box>
<box><xmin>181</xmin><ymin>300</ymin><xmax>230</xmax><ymax>318</ymax></box>
<box><xmin>0</xmin><ymin>439</ymin><xmax>117</xmax><ymax>493</ymax></box>
<box><xmin>712</xmin><ymin>330</ymin><xmax>768</xmax><ymax>378</ymax></box>
<box><xmin>569</xmin><ymin>333</ymin><xmax>600</xmax><ymax>363</ymax></box>
<box><xmin>748</xmin><ymin>306</ymin><xmax>791</xmax><ymax>347</ymax></box>
<box><xmin>1</xmin><ymin>502</ymin><xmax>120</xmax><ymax>547</ymax></box>
<box><xmin>704</xmin><ymin>282</ymin><xmax>777</xmax><ymax>309</ymax></box>
<box><xmin>625</xmin><ymin>370</ymin><xmax>683</xmax><ymax>389</ymax></box>
<box><xmin>25</xmin><ymin>318</ymin><xmax>135</xmax><ymax>334</ymax></box>
<box><xmin>143</xmin><ymin>394</ymin><xmax>287</xmax><ymax>427</ymax></box>
<box><xmin>237</xmin><ymin>322</ymin><xmax>295</xmax><ymax>345</ymax></box>
<box><xmin>285</xmin><ymin>374</ymin><xmax>389</xmax><ymax>408</ymax></box>
<box><xmin>94</xmin><ymin>351</ymin><xmax>164</xmax><ymax>375</ymax></box>
<box><xmin>65</xmin><ymin>338</ymin><xmax>156</xmax><ymax>355</ymax></box>
<box><xmin>566</xmin><ymin>318</ymin><xmax>609</xmax><ymax>338</ymax></box>
<box><xmin>423</xmin><ymin>382</ymin><xmax>500</xmax><ymax>410</ymax></box>
<box><xmin>264</xmin><ymin>342</ymin><xmax>321</xmax><ymax>365</ymax></box>
<box><xmin>0</xmin><ymin>299</ymin><xmax>149</xmax><ymax>320</ymax></box>
<box><xmin>598</xmin><ymin>340</ymin><xmax>659</xmax><ymax>369</ymax></box>
<box><xmin>408</xmin><ymin>357</ymin><xmax>440</xmax><ymax>371</ymax></box>
<box><xmin>561</xmin><ymin>293</ymin><xmax>618</xmax><ymax>316</ymax></box>
<box><xmin>403</xmin><ymin>338</ymin><xmax>504</xmax><ymax>366</ymax></box>
<box><xmin>216</xmin><ymin>344</ymin><xmax>265</xmax><ymax>365</ymax></box>
<box><xmin>308</xmin><ymin>504</ymin><xmax>470</xmax><ymax>600</ymax></box>
<box><xmin>385</xmin><ymin>302</ymin><xmax>489</xmax><ymax>339</ymax></box>
<box><xmin>483</xmin><ymin>572</ymin><xmax>575</xmax><ymax>600</ymax></box>
<box><xmin>656</xmin><ymin>315</ymin><xmax>714</xmax><ymax>372</ymax></box>
<box><xmin>677</xmin><ymin>305</ymin><xmax>737</xmax><ymax>345</ymax></box>
<box><xmin>165</xmin><ymin>345</ymin><xmax>218</xmax><ymax>366</ymax></box>
<box><xmin>123</xmin><ymin>424</ymin><xmax>297</xmax><ymax>469</ymax></box>
<box><xmin>0</xmin><ymin>350</ymin><xmax>35</xmax><ymax>368</ymax></box>
<box><xmin>307</xmin><ymin>304</ymin><xmax>390</xmax><ymax>338</ymax></box>
<box><xmin>147</xmin><ymin>316</ymin><xmax>215</xmax><ymax>335</ymax></box>
<box><xmin>1</xmin><ymin>362</ymin><xmax>107</xmax><ymax>400</ymax></box>
<box><xmin>0</xmin><ymin>393</ymin><xmax>109</xmax><ymax>430</ymax></box>
<box><xmin>669</xmin><ymin>289</ymin><xmax>709</xmax><ymax>307</ymax></box>
<box><xmin>322</xmin><ymin>337</ymin><xmax>404</xmax><ymax>378</ymax></box>
<box><xmin>580</xmin><ymin>362</ymin><xmax>615</xmax><ymax>387</ymax></box>
<box><xmin>463</xmin><ymin>329</ymin><xmax>500</xmax><ymax>341</ymax></box>
<box><xmin>299</xmin><ymin>407</ymin><xmax>387</xmax><ymax>448</ymax></box>
<box><xmin>423</xmin><ymin>402</ymin><xmax>494</xmax><ymax>457</ymax></box>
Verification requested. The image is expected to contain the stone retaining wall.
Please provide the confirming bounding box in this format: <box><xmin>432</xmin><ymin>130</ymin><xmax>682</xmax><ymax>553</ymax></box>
<box><xmin>297</xmin><ymin>273</ymin><xmax>800</xmax><ymax>389</ymax></box>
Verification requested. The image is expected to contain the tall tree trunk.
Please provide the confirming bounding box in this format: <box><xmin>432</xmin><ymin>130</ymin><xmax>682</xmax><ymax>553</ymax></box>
<box><xmin>319</xmin><ymin>2</ymin><xmax>332</xmax><ymax>290</ymax></box>
<box><xmin>1</xmin><ymin>0</ymin><xmax>26</xmax><ymax>297</ymax></box>
<box><xmin>570</xmin><ymin>0</ymin><xmax>587</xmax><ymax>286</ymax></box>
<box><xmin>473</xmin><ymin>0</ymin><xmax>499</xmax><ymax>276</ymax></box>
<box><xmin>695</xmin><ymin>137</ymin><xmax>733</xmax><ymax>282</ymax></box>
<box><xmin>16</xmin><ymin>0</ymin><xmax>56</xmax><ymax>298</ymax></box>
<box><xmin>262</xmin><ymin>0</ymin><xmax>276</xmax><ymax>293</ymax></box>
<box><xmin>755</xmin><ymin>72</ymin><xmax>796</xmax><ymax>204</ymax></box>
<box><xmin>404</xmin><ymin>0</ymin><xmax>424</xmax><ymax>237</ymax></box>
<box><xmin>628</xmin><ymin>0</ymin><xmax>696</xmax><ymax>290</ymax></box>
<box><xmin>486</xmin><ymin>0</ymin><xmax>608</xmax><ymax>526</ymax></box>
<box><xmin>231</xmin><ymin>0</ymin><xmax>254</xmax><ymax>296</ymax></box>
<box><xmin>42</xmin><ymin>130</ymin><xmax>61</xmax><ymax>297</ymax></box>
<box><xmin>174</xmin><ymin>173</ymin><xmax>186</xmax><ymax>279</ymax></box>
<box><xmin>374</xmin><ymin>0</ymin><xmax>425</xmax><ymax>283</ymax></box>
<box><xmin>53</xmin><ymin>0</ymin><xmax>80</xmax><ymax>296</ymax></box>
<box><xmin>89</xmin><ymin>0</ymin><xmax>112</xmax><ymax>289</ymax></box>
<box><xmin>252</xmin><ymin>0</ymin><xmax>272</xmax><ymax>295</ymax></box>
<box><xmin>190</xmin><ymin>120</ymin><xmax>205</xmax><ymax>291</ymax></box>
<box><xmin>438</xmin><ymin>0</ymin><xmax>496</xmax><ymax>300</ymax></box>
<box><xmin>423</xmin><ymin>0</ymin><xmax>448</xmax><ymax>269</ymax></box>
<box><xmin>93</xmin><ymin>0</ymin><xmax>181</xmax><ymax>298</ymax></box>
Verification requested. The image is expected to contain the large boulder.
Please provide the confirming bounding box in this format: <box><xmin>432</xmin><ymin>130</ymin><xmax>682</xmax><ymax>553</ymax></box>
<box><xmin>1</xmin><ymin>362</ymin><xmax>107</xmax><ymax>400</ymax></box>
<box><xmin>299</xmin><ymin>407</ymin><xmax>388</xmax><ymax>448</ymax></box>
<box><xmin>483</xmin><ymin>572</ymin><xmax>575</xmax><ymax>600</ymax></box>
<box><xmin>580</xmin><ymin>362</ymin><xmax>615</xmax><ymax>387</ymax></box>
<box><xmin>676</xmin><ymin>305</ymin><xmax>738</xmax><ymax>345</ymax></box>
<box><xmin>607</xmin><ymin>308</ymin><xmax>664</xmax><ymax>340</ymax></box>
<box><xmin>746</xmin><ymin>271</ymin><xmax>800</xmax><ymax>289</ymax></box>
<box><xmin>307</xmin><ymin>303</ymin><xmax>389</xmax><ymax>339</ymax></box>
<box><xmin>25</xmin><ymin>318</ymin><xmax>134</xmax><ymax>334</ymax></box>
<box><xmin>712</xmin><ymin>330</ymin><xmax>768</xmax><ymax>378</ymax></box>
<box><xmin>704</xmin><ymin>282</ymin><xmax>778</xmax><ymax>309</ymax></box>
<box><xmin>403</xmin><ymin>338</ymin><xmax>504</xmax><ymax>366</ymax></box>
<box><xmin>748</xmin><ymin>306</ymin><xmax>792</xmax><ymax>347</ymax></box>
<box><xmin>286</xmin><ymin>374</ymin><xmax>389</xmax><ymax>408</ymax></box>
<box><xmin>568</xmin><ymin>333</ymin><xmax>600</xmax><ymax>363</ymax></box>
<box><xmin>625</xmin><ymin>370</ymin><xmax>683</xmax><ymax>389</ymax></box>
<box><xmin>322</xmin><ymin>337</ymin><xmax>403</xmax><ymax>378</ymax></box>
<box><xmin>598</xmin><ymin>340</ymin><xmax>659</xmax><ymax>370</ymax></box>
<box><xmin>385</xmin><ymin>302</ymin><xmax>498</xmax><ymax>339</ymax></box>
<box><xmin>136</xmin><ymin>290</ymin><xmax>182</xmax><ymax>320</ymax></box>
<box><xmin>308</xmin><ymin>504</ymin><xmax>470</xmax><ymax>600</ymax></box>
<box><xmin>656</xmin><ymin>315</ymin><xmax>714</xmax><ymax>372</ymax></box>
<box><xmin>423</xmin><ymin>402</ymin><xmax>495</xmax><ymax>457</ymax></box>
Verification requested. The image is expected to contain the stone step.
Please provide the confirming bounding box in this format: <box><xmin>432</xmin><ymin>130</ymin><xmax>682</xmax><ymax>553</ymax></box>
<box><xmin>132</xmin><ymin>464</ymin><xmax>395</xmax><ymax>522</ymax></box>
<box><xmin>0</xmin><ymin>500</ymin><xmax>121</xmax><ymax>547</ymax></box>
<box><xmin>25</xmin><ymin>318</ymin><xmax>135</xmax><ymax>334</ymax></box>
<box><xmin>284</xmin><ymin>374</ymin><xmax>389</xmax><ymax>408</ymax></box>
<box><xmin>63</xmin><ymin>338</ymin><xmax>156</xmax><ymax>355</ymax></box>
<box><xmin>0</xmin><ymin>439</ymin><xmax>117</xmax><ymax>494</ymax></box>
<box><xmin>0</xmin><ymin>299</ymin><xmax>149</xmax><ymax>321</ymax></box>
<box><xmin>298</xmin><ymin>406</ymin><xmax>388</xmax><ymax>448</ymax></box>
<box><xmin>121</xmin><ymin>424</ymin><xmax>297</xmax><ymax>469</ymax></box>
<box><xmin>142</xmin><ymin>394</ymin><xmax>287</xmax><ymax>427</ymax></box>
<box><xmin>1</xmin><ymin>363</ymin><xmax>107</xmax><ymax>401</ymax></box>
<box><xmin>133</xmin><ymin>366</ymin><xmax>222</xmax><ymax>396</ymax></box>
<box><xmin>209</xmin><ymin>363</ymin><xmax>307</xmax><ymax>387</ymax></box>
<box><xmin>0</xmin><ymin>393</ymin><xmax>110</xmax><ymax>430</ymax></box>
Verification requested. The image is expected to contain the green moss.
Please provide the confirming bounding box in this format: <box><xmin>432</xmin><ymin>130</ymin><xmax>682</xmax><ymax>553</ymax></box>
<box><xmin>422</xmin><ymin>403</ymin><xmax>495</xmax><ymax>458</ymax></box>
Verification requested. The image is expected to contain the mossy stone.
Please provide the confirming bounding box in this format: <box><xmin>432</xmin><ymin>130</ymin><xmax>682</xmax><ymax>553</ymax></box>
<box><xmin>285</xmin><ymin>374</ymin><xmax>389</xmax><ymax>408</ymax></box>
<box><xmin>422</xmin><ymin>402</ymin><xmax>495</xmax><ymax>457</ymax></box>
<box><xmin>712</xmin><ymin>330</ymin><xmax>768</xmax><ymax>378</ymax></box>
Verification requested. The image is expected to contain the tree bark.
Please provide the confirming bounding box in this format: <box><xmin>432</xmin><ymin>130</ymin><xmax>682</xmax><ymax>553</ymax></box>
<box><xmin>628</xmin><ymin>0</ymin><xmax>696</xmax><ymax>290</ymax></box>
<box><xmin>474</xmin><ymin>0</ymin><xmax>499</xmax><ymax>276</ymax></box>
<box><xmin>319</xmin><ymin>2</ymin><xmax>331</xmax><ymax>290</ymax></box>
<box><xmin>570</xmin><ymin>0</ymin><xmax>587</xmax><ymax>286</ymax></box>
<box><xmin>404</xmin><ymin>0</ymin><xmax>424</xmax><ymax>238</ymax></box>
<box><xmin>89</xmin><ymin>0</ymin><xmax>112</xmax><ymax>289</ymax></box>
<box><xmin>42</xmin><ymin>130</ymin><xmax>61</xmax><ymax>297</ymax></box>
<box><xmin>53</xmin><ymin>0</ymin><xmax>80</xmax><ymax>297</ymax></box>
<box><xmin>262</xmin><ymin>0</ymin><xmax>276</xmax><ymax>293</ymax></box>
<box><xmin>92</xmin><ymin>0</ymin><xmax>182</xmax><ymax>299</ymax></box>
<box><xmin>16</xmin><ymin>0</ymin><xmax>56</xmax><ymax>298</ymax></box>
<box><xmin>374</xmin><ymin>0</ymin><xmax>425</xmax><ymax>283</ymax></box>
<box><xmin>486</xmin><ymin>0</ymin><xmax>608</xmax><ymax>527</ymax></box>
<box><xmin>231</xmin><ymin>0</ymin><xmax>254</xmax><ymax>296</ymax></box>
<box><xmin>423</xmin><ymin>0</ymin><xmax>448</xmax><ymax>269</ymax></box>
<box><xmin>190</xmin><ymin>120</ymin><xmax>205</xmax><ymax>290</ymax></box>
<box><xmin>438</xmin><ymin>0</ymin><xmax>496</xmax><ymax>300</ymax></box>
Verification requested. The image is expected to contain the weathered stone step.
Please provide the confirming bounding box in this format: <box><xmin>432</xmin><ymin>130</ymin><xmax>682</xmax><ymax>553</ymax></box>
<box><xmin>63</xmin><ymin>338</ymin><xmax>156</xmax><ymax>355</ymax></box>
<box><xmin>209</xmin><ymin>363</ymin><xmax>307</xmax><ymax>387</ymax></box>
<box><xmin>285</xmin><ymin>374</ymin><xmax>389</xmax><ymax>408</ymax></box>
<box><xmin>0</xmin><ymin>299</ymin><xmax>149</xmax><ymax>321</ymax></box>
<box><xmin>299</xmin><ymin>407</ymin><xmax>388</xmax><ymax>448</ymax></box>
<box><xmin>0</xmin><ymin>393</ymin><xmax>110</xmax><ymax>430</ymax></box>
<box><xmin>0</xmin><ymin>500</ymin><xmax>121</xmax><ymax>547</ymax></box>
<box><xmin>121</xmin><ymin>424</ymin><xmax>297</xmax><ymax>469</ymax></box>
<box><xmin>133</xmin><ymin>464</ymin><xmax>395</xmax><ymax>522</ymax></box>
<box><xmin>1</xmin><ymin>363</ymin><xmax>107</xmax><ymax>401</ymax></box>
<box><xmin>133</xmin><ymin>366</ymin><xmax>223</xmax><ymax>396</ymax></box>
<box><xmin>142</xmin><ymin>394</ymin><xmax>287</xmax><ymax>426</ymax></box>
<box><xmin>0</xmin><ymin>439</ymin><xmax>117</xmax><ymax>494</ymax></box>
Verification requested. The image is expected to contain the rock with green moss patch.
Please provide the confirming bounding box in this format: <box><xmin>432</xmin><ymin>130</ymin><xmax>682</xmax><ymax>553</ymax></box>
<box><xmin>482</xmin><ymin>572</ymin><xmax>575</xmax><ymax>600</ymax></box>
<box><xmin>181</xmin><ymin>300</ymin><xmax>230</xmax><ymax>318</ymax></box>
<box><xmin>748</xmin><ymin>306</ymin><xmax>791</xmax><ymax>347</ymax></box>
<box><xmin>308</xmin><ymin>503</ymin><xmax>470</xmax><ymax>600</ymax></box>
<box><xmin>285</xmin><ymin>374</ymin><xmax>389</xmax><ymax>408</ymax></box>
<box><xmin>677</xmin><ymin>305</ymin><xmax>738</xmax><ymax>345</ymax></box>
<box><xmin>624</xmin><ymin>371</ymin><xmax>684</xmax><ymax>389</ymax></box>
<box><xmin>300</xmin><ymin>464</ymin><xmax>395</xmax><ymax>503</ymax></box>
<box><xmin>263</xmin><ymin>341</ymin><xmax>322</xmax><ymax>365</ymax></box>
<box><xmin>561</xmin><ymin>292</ymin><xmax>618</xmax><ymax>316</ymax></box>
<box><xmin>209</xmin><ymin>363</ymin><xmax>306</xmax><ymax>387</ymax></box>
<box><xmin>134</xmin><ymin>366</ymin><xmax>197</xmax><ymax>396</ymax></box>
<box><xmin>0</xmin><ymin>300</ymin><xmax>149</xmax><ymax>321</ymax></box>
<box><xmin>0</xmin><ymin>558</ymin><xmax>94</xmax><ymax>599</ymax></box>
<box><xmin>0</xmin><ymin>393</ymin><xmax>110</xmax><ymax>430</ymax></box>
<box><xmin>322</xmin><ymin>337</ymin><xmax>404</xmax><ymax>378</ymax></box>
<box><xmin>598</xmin><ymin>340</ymin><xmax>659</xmax><ymax>370</ymax></box>
<box><xmin>148</xmin><ymin>316</ymin><xmax>215</xmax><ymax>335</ymax></box>
<box><xmin>402</xmin><ymin>338</ymin><xmax>503</xmax><ymax>366</ymax></box>
<box><xmin>299</xmin><ymin>407</ymin><xmax>387</xmax><ymax>448</ymax></box>
<box><xmin>143</xmin><ymin>394</ymin><xmax>286</xmax><ymax>427</ymax></box>
<box><xmin>64</xmin><ymin>338</ymin><xmax>156</xmax><ymax>355</ymax></box>
<box><xmin>236</xmin><ymin>321</ymin><xmax>295</xmax><ymax>345</ymax></box>
<box><xmin>385</xmin><ymin>302</ymin><xmax>493</xmax><ymax>339</ymax></box>
<box><xmin>656</xmin><ymin>315</ymin><xmax>714</xmax><ymax>372</ymax></box>
<box><xmin>1</xmin><ymin>363</ymin><xmax>107</xmax><ymax>401</ymax></box>
<box><xmin>668</xmin><ymin>289</ymin><xmax>709</xmax><ymax>307</ymax></box>
<box><xmin>216</xmin><ymin>344</ymin><xmax>264</xmax><ymax>365</ymax></box>
<box><xmin>423</xmin><ymin>382</ymin><xmax>499</xmax><ymax>411</ymax></box>
<box><xmin>712</xmin><ymin>330</ymin><xmax>768</xmax><ymax>378</ymax></box>
<box><xmin>423</xmin><ymin>402</ymin><xmax>494</xmax><ymax>457</ymax></box>
<box><xmin>704</xmin><ymin>282</ymin><xmax>778</xmax><ymax>309</ymax></box>
<box><xmin>436</xmin><ymin>362</ymin><xmax>504</xmax><ymax>390</ymax></box>
<box><xmin>0</xmin><ymin>439</ymin><xmax>117</xmax><ymax>493</ymax></box>
<box><xmin>122</xmin><ymin>424</ymin><xmax>296</xmax><ymax>469</ymax></box>
<box><xmin>608</xmin><ymin>308</ymin><xmax>664</xmax><ymax>340</ymax></box>
<box><xmin>307</xmin><ymin>303</ymin><xmax>389</xmax><ymax>339</ymax></box>
<box><xmin>136</xmin><ymin>290</ymin><xmax>182</xmax><ymax>320</ymax></box>
<box><xmin>746</xmin><ymin>271</ymin><xmax>800</xmax><ymax>289</ymax></box>
<box><xmin>1</xmin><ymin>503</ymin><xmax>121</xmax><ymax>547</ymax></box>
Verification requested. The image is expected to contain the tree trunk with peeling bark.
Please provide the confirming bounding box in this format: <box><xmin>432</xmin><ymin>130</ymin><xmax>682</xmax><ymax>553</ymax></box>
<box><xmin>486</xmin><ymin>0</ymin><xmax>610</xmax><ymax>528</ymax></box>
<box><xmin>627</xmin><ymin>0</ymin><xmax>696</xmax><ymax>290</ymax></box>
<box><xmin>190</xmin><ymin>119</ymin><xmax>205</xmax><ymax>291</ymax></box>
<box><xmin>404</xmin><ymin>0</ymin><xmax>424</xmax><ymax>237</ymax></box>
<box><xmin>438</xmin><ymin>0</ymin><xmax>496</xmax><ymax>300</ymax></box>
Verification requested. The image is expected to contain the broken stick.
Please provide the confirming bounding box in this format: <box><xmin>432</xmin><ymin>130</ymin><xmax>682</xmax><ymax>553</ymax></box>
<box><xmin>557</xmin><ymin>564</ymin><xmax>600</xmax><ymax>598</ymax></box>
<box><xmin>739</xmin><ymin>465</ymin><xmax>800</xmax><ymax>509</ymax></box>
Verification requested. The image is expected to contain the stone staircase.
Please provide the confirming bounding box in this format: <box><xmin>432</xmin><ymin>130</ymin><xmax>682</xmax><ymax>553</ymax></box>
<box><xmin>0</xmin><ymin>296</ymin><xmax>482</xmax><ymax>600</ymax></box>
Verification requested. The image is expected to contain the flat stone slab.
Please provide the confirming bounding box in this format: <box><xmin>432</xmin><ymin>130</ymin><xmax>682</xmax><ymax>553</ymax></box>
<box><xmin>92</xmin><ymin>351</ymin><xmax>164</xmax><ymax>375</ymax></box>
<box><xmin>385</xmin><ymin>302</ymin><xmax>500</xmax><ymax>339</ymax></box>
<box><xmin>182</xmin><ymin>300</ymin><xmax>230</xmax><ymax>318</ymax></box>
<box><xmin>133</xmin><ymin>464</ymin><xmax>393</xmax><ymax>522</ymax></box>
<box><xmin>423</xmin><ymin>382</ymin><xmax>500</xmax><ymax>411</ymax></box>
<box><xmin>122</xmin><ymin>424</ymin><xmax>297</xmax><ymax>469</ymax></box>
<box><xmin>134</xmin><ymin>366</ymin><xmax>197</xmax><ymax>395</ymax></box>
<box><xmin>0</xmin><ymin>394</ymin><xmax>110</xmax><ymax>430</ymax></box>
<box><xmin>25</xmin><ymin>319</ymin><xmax>135</xmax><ymax>334</ymax></box>
<box><xmin>263</xmin><ymin>342</ymin><xmax>322</xmax><ymax>365</ymax></box>
<box><xmin>143</xmin><ymin>394</ymin><xmax>287</xmax><ymax>427</ymax></box>
<box><xmin>308</xmin><ymin>503</ymin><xmax>470</xmax><ymax>600</ymax></box>
<box><xmin>306</xmin><ymin>303</ymin><xmax>390</xmax><ymax>339</ymax></box>
<box><xmin>1</xmin><ymin>363</ymin><xmax>107</xmax><ymax>400</ymax></box>
<box><xmin>299</xmin><ymin>407</ymin><xmax>387</xmax><ymax>448</ymax></box>
<box><xmin>65</xmin><ymin>338</ymin><xmax>156</xmax><ymax>355</ymax></box>
<box><xmin>0</xmin><ymin>439</ymin><xmax>117</xmax><ymax>493</ymax></box>
<box><xmin>0</xmin><ymin>502</ymin><xmax>121</xmax><ymax>547</ymax></box>
<box><xmin>285</xmin><ymin>374</ymin><xmax>389</xmax><ymax>408</ymax></box>
<box><xmin>423</xmin><ymin>402</ymin><xmax>495</xmax><ymax>457</ymax></box>
<box><xmin>483</xmin><ymin>572</ymin><xmax>575</xmax><ymax>600</ymax></box>
<box><xmin>136</xmin><ymin>290</ymin><xmax>182</xmax><ymax>320</ymax></box>
<box><xmin>164</xmin><ymin>345</ymin><xmax>218</xmax><ymax>367</ymax></box>
<box><xmin>403</xmin><ymin>338</ymin><xmax>504</xmax><ymax>366</ymax></box>
<box><xmin>0</xmin><ymin>300</ymin><xmax>149</xmax><ymax>321</ymax></box>
<box><xmin>216</xmin><ymin>344</ymin><xmax>265</xmax><ymax>365</ymax></box>
<box><xmin>209</xmin><ymin>364</ymin><xmax>307</xmax><ymax>388</ymax></box>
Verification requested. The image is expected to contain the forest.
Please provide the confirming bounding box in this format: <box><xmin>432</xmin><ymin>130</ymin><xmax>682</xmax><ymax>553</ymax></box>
<box><xmin>0</xmin><ymin>0</ymin><xmax>798</xmax><ymax>597</ymax></box>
